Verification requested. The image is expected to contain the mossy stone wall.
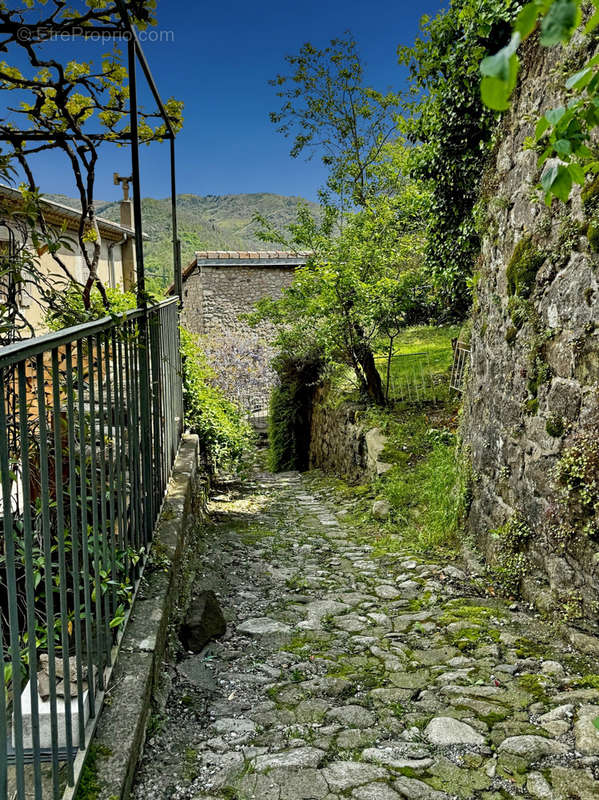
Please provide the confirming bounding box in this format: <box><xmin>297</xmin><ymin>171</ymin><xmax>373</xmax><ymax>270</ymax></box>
<box><xmin>462</xmin><ymin>34</ymin><xmax>599</xmax><ymax>625</ymax></box>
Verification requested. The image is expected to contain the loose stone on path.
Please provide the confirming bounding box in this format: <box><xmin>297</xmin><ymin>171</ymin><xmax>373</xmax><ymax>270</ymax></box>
<box><xmin>131</xmin><ymin>466</ymin><xmax>599</xmax><ymax>800</ymax></box>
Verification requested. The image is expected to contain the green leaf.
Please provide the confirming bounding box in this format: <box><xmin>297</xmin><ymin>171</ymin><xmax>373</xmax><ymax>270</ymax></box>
<box><xmin>552</xmin><ymin>165</ymin><xmax>573</xmax><ymax>202</ymax></box>
<box><xmin>593</xmin><ymin>715</ymin><xmax>599</xmax><ymax>730</ymax></box>
<box><xmin>554</xmin><ymin>138</ymin><xmax>572</xmax><ymax>156</ymax></box>
<box><xmin>546</xmin><ymin>106</ymin><xmax>566</xmax><ymax>126</ymax></box>
<box><xmin>481</xmin><ymin>76</ymin><xmax>511</xmax><ymax>110</ymax></box>
<box><xmin>535</xmin><ymin>116</ymin><xmax>550</xmax><ymax>140</ymax></box>
<box><xmin>584</xmin><ymin>9</ymin><xmax>599</xmax><ymax>32</ymax></box>
<box><xmin>480</xmin><ymin>49</ymin><xmax>520</xmax><ymax>111</ymax></box>
<box><xmin>541</xmin><ymin>163</ymin><xmax>559</xmax><ymax>193</ymax></box>
<box><xmin>480</xmin><ymin>34</ymin><xmax>521</xmax><ymax>81</ymax></box>
<box><xmin>515</xmin><ymin>2</ymin><xmax>541</xmax><ymax>38</ymax></box>
<box><xmin>540</xmin><ymin>0</ymin><xmax>580</xmax><ymax>46</ymax></box>
<box><xmin>565</xmin><ymin>67</ymin><xmax>593</xmax><ymax>91</ymax></box>
<box><xmin>568</xmin><ymin>163</ymin><xmax>586</xmax><ymax>184</ymax></box>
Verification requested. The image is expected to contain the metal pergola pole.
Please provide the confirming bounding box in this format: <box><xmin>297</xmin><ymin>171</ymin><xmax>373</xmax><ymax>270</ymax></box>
<box><xmin>126</xmin><ymin>34</ymin><xmax>154</xmax><ymax>540</ymax></box>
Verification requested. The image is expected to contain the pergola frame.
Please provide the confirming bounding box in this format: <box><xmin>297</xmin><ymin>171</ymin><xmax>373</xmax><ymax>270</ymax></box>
<box><xmin>0</xmin><ymin>0</ymin><xmax>183</xmax><ymax>305</ymax></box>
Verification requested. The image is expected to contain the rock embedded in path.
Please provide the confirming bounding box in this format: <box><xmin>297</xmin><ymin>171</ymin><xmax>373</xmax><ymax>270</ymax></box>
<box><xmin>574</xmin><ymin>705</ymin><xmax>599</xmax><ymax>755</ymax></box>
<box><xmin>326</xmin><ymin>704</ymin><xmax>377</xmax><ymax>728</ymax></box>
<box><xmin>372</xmin><ymin>499</ymin><xmax>391</xmax><ymax>519</ymax></box>
<box><xmin>526</xmin><ymin>771</ymin><xmax>553</xmax><ymax>799</ymax></box>
<box><xmin>236</xmin><ymin>616</ymin><xmax>291</xmax><ymax>639</ymax></box>
<box><xmin>322</xmin><ymin>761</ymin><xmax>388</xmax><ymax>791</ymax></box>
<box><xmin>424</xmin><ymin>716</ymin><xmax>485</xmax><ymax>745</ymax></box>
<box><xmin>498</xmin><ymin>735</ymin><xmax>568</xmax><ymax>759</ymax></box>
<box><xmin>375</xmin><ymin>584</ymin><xmax>401</xmax><ymax>600</ymax></box>
<box><xmin>393</xmin><ymin>775</ymin><xmax>452</xmax><ymax>799</ymax></box>
<box><xmin>178</xmin><ymin>589</ymin><xmax>226</xmax><ymax>652</ymax></box>
<box><xmin>252</xmin><ymin>746</ymin><xmax>326</xmax><ymax>772</ymax></box>
<box><xmin>353</xmin><ymin>782</ymin><xmax>403</xmax><ymax>799</ymax></box>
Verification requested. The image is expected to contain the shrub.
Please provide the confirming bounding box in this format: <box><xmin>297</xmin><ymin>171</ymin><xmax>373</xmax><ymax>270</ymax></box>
<box><xmin>180</xmin><ymin>328</ymin><xmax>253</xmax><ymax>471</ymax></box>
<box><xmin>44</xmin><ymin>285</ymin><xmax>138</xmax><ymax>330</ymax></box>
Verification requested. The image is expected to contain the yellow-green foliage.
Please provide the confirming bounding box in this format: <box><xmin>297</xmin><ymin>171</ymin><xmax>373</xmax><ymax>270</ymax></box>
<box><xmin>506</xmin><ymin>236</ymin><xmax>544</xmax><ymax>299</ymax></box>
<box><xmin>44</xmin><ymin>285</ymin><xmax>138</xmax><ymax>330</ymax></box>
<box><xmin>180</xmin><ymin>327</ymin><xmax>252</xmax><ymax>470</ymax></box>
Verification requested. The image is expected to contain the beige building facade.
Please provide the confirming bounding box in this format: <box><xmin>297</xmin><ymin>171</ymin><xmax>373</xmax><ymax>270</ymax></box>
<box><xmin>0</xmin><ymin>185</ymin><xmax>137</xmax><ymax>334</ymax></box>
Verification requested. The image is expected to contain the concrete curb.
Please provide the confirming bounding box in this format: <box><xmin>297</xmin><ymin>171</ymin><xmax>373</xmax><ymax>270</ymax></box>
<box><xmin>90</xmin><ymin>433</ymin><xmax>207</xmax><ymax>800</ymax></box>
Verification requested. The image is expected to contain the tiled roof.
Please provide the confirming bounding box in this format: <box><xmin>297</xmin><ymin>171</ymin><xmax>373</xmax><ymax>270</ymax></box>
<box><xmin>195</xmin><ymin>250</ymin><xmax>309</xmax><ymax>260</ymax></box>
<box><xmin>168</xmin><ymin>250</ymin><xmax>309</xmax><ymax>295</ymax></box>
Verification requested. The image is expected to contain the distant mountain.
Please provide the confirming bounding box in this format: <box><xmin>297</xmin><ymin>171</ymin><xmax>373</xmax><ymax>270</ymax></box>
<box><xmin>44</xmin><ymin>192</ymin><xmax>319</xmax><ymax>289</ymax></box>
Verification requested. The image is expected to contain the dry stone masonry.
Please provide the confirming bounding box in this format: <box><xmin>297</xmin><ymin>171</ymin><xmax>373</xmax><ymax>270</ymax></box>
<box><xmin>462</xmin><ymin>34</ymin><xmax>599</xmax><ymax>623</ymax></box>
<box><xmin>132</xmin><ymin>466</ymin><xmax>599</xmax><ymax>800</ymax></box>
<box><xmin>178</xmin><ymin>251</ymin><xmax>306</xmax><ymax>413</ymax></box>
<box><xmin>180</xmin><ymin>250</ymin><xmax>304</xmax><ymax>340</ymax></box>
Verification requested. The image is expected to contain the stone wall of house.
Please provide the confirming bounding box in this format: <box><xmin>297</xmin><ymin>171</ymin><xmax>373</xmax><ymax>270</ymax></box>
<box><xmin>180</xmin><ymin>264</ymin><xmax>295</xmax><ymax>339</ymax></box>
<box><xmin>461</xmin><ymin>33</ymin><xmax>599</xmax><ymax>627</ymax></box>
<box><xmin>180</xmin><ymin>260</ymin><xmax>297</xmax><ymax>416</ymax></box>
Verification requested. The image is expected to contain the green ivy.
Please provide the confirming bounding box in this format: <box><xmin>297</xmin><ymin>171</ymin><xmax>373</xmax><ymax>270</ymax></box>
<box><xmin>398</xmin><ymin>0</ymin><xmax>518</xmax><ymax>315</ymax></box>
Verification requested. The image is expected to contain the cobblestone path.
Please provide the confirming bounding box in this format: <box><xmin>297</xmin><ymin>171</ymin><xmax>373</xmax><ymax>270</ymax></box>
<box><xmin>132</xmin><ymin>469</ymin><xmax>599</xmax><ymax>800</ymax></box>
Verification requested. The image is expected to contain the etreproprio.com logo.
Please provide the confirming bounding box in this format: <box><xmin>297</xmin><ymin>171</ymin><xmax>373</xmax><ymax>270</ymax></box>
<box><xmin>16</xmin><ymin>26</ymin><xmax>174</xmax><ymax>44</ymax></box>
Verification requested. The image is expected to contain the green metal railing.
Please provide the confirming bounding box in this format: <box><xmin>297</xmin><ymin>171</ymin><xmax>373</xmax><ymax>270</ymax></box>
<box><xmin>0</xmin><ymin>298</ymin><xmax>183</xmax><ymax>799</ymax></box>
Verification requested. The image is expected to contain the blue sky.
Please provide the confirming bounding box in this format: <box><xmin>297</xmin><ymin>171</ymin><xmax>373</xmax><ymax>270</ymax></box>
<box><xmin>12</xmin><ymin>0</ymin><xmax>446</xmax><ymax>204</ymax></box>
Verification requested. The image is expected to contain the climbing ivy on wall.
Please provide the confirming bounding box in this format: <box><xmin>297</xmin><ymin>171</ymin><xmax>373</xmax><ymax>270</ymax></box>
<box><xmin>481</xmin><ymin>0</ymin><xmax>599</xmax><ymax>203</ymax></box>
<box><xmin>398</xmin><ymin>0</ymin><xmax>518</xmax><ymax>316</ymax></box>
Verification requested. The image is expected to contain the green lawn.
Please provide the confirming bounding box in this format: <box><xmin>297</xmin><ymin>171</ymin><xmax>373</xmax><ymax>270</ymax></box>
<box><xmin>375</xmin><ymin>324</ymin><xmax>460</xmax><ymax>405</ymax></box>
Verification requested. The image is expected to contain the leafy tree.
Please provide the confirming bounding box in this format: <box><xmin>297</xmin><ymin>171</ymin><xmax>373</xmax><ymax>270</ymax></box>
<box><xmin>0</xmin><ymin>0</ymin><xmax>183</xmax><ymax>319</ymax></box>
<box><xmin>398</xmin><ymin>0</ymin><xmax>517</xmax><ymax>314</ymax></box>
<box><xmin>265</xmin><ymin>37</ymin><xmax>429</xmax><ymax>405</ymax></box>
<box><xmin>270</xmin><ymin>33</ymin><xmax>400</xmax><ymax>210</ymax></box>
<box><xmin>480</xmin><ymin>0</ymin><xmax>599</xmax><ymax>204</ymax></box>
<box><xmin>253</xmin><ymin>146</ymin><xmax>429</xmax><ymax>406</ymax></box>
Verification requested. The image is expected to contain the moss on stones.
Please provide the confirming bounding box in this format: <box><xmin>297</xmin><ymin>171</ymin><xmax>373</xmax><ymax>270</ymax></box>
<box><xmin>587</xmin><ymin>222</ymin><xmax>599</xmax><ymax>252</ymax></box>
<box><xmin>505</xmin><ymin>325</ymin><xmax>517</xmax><ymax>345</ymax></box>
<box><xmin>506</xmin><ymin>236</ymin><xmax>545</xmax><ymax>299</ymax></box>
<box><xmin>546</xmin><ymin>415</ymin><xmax>565</xmax><ymax>438</ymax></box>
<box><xmin>582</xmin><ymin>175</ymin><xmax>599</xmax><ymax>210</ymax></box>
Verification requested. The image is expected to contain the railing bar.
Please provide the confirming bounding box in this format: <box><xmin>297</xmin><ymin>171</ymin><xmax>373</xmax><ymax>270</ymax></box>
<box><xmin>150</xmin><ymin>314</ymin><xmax>162</xmax><ymax>514</ymax></box>
<box><xmin>0</xmin><ymin>611</ymin><xmax>7</xmax><ymax>799</ymax></box>
<box><xmin>122</xmin><ymin>326</ymin><xmax>135</xmax><ymax>560</ymax></box>
<box><xmin>104</xmin><ymin>331</ymin><xmax>118</xmax><ymax>626</ymax></box>
<box><xmin>36</xmin><ymin>353</ymin><xmax>61</xmax><ymax>798</ymax></box>
<box><xmin>51</xmin><ymin>347</ymin><xmax>75</xmax><ymax>784</ymax></box>
<box><xmin>65</xmin><ymin>345</ymin><xmax>86</xmax><ymax>751</ymax></box>
<box><xmin>114</xmin><ymin>333</ymin><xmax>128</xmax><ymax>577</ymax></box>
<box><xmin>0</xmin><ymin>366</ymin><xmax>25</xmax><ymax>798</ymax></box>
<box><xmin>138</xmin><ymin>314</ymin><xmax>154</xmax><ymax>545</ymax></box>
<box><xmin>94</xmin><ymin>336</ymin><xmax>112</xmax><ymax>666</ymax></box>
<box><xmin>17</xmin><ymin>361</ymin><xmax>43</xmax><ymax>798</ymax></box>
<box><xmin>76</xmin><ymin>341</ymin><xmax>96</xmax><ymax>720</ymax></box>
<box><xmin>86</xmin><ymin>336</ymin><xmax>106</xmax><ymax>690</ymax></box>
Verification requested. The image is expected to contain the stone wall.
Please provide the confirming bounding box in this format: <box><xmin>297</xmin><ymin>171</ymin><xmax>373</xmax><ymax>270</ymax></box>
<box><xmin>180</xmin><ymin>262</ymin><xmax>296</xmax><ymax>339</ymax></box>
<box><xmin>308</xmin><ymin>386</ymin><xmax>391</xmax><ymax>483</ymax></box>
<box><xmin>461</xmin><ymin>34</ymin><xmax>599</xmax><ymax>623</ymax></box>
<box><xmin>179</xmin><ymin>253</ymin><xmax>302</xmax><ymax>415</ymax></box>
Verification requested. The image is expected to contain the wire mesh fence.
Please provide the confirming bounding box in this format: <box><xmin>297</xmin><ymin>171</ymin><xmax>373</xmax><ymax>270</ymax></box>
<box><xmin>375</xmin><ymin>351</ymin><xmax>445</xmax><ymax>404</ymax></box>
<box><xmin>0</xmin><ymin>298</ymin><xmax>183</xmax><ymax>800</ymax></box>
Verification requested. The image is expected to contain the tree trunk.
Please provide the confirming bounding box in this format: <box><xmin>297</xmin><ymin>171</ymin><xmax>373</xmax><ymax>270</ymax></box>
<box><xmin>355</xmin><ymin>342</ymin><xmax>385</xmax><ymax>406</ymax></box>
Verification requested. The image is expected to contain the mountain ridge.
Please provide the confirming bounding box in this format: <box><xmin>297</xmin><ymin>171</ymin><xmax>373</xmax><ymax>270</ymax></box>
<box><xmin>43</xmin><ymin>191</ymin><xmax>319</xmax><ymax>287</ymax></box>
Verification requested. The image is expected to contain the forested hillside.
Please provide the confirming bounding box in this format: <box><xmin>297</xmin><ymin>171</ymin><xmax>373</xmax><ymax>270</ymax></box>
<box><xmin>45</xmin><ymin>192</ymin><xmax>319</xmax><ymax>288</ymax></box>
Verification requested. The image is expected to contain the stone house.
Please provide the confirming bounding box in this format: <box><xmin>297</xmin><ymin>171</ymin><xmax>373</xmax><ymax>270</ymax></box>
<box><xmin>175</xmin><ymin>250</ymin><xmax>308</xmax><ymax>418</ymax></box>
